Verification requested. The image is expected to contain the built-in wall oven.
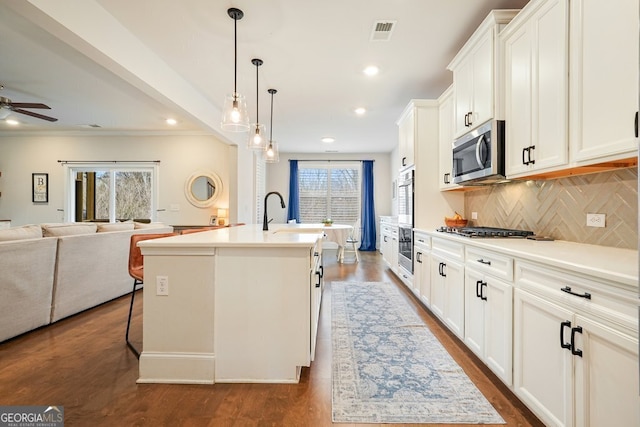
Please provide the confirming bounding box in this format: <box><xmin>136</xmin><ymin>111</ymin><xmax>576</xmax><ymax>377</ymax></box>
<box><xmin>397</xmin><ymin>168</ymin><xmax>414</xmax><ymax>274</ymax></box>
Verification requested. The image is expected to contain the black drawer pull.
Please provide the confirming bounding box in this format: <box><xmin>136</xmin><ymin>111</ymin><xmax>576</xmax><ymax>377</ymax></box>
<box><xmin>480</xmin><ymin>281</ymin><xmax>487</xmax><ymax>301</ymax></box>
<box><xmin>571</xmin><ymin>326</ymin><xmax>583</xmax><ymax>357</ymax></box>
<box><xmin>477</xmin><ymin>258</ymin><xmax>491</xmax><ymax>265</ymax></box>
<box><xmin>416</xmin><ymin>252</ymin><xmax>422</xmax><ymax>263</ymax></box>
<box><xmin>319</xmin><ymin>265</ymin><xmax>323</xmax><ymax>278</ymax></box>
<box><xmin>561</xmin><ymin>286</ymin><xmax>591</xmax><ymax>300</ymax></box>
<box><xmin>476</xmin><ymin>280</ymin><xmax>483</xmax><ymax>298</ymax></box>
<box><xmin>560</xmin><ymin>320</ymin><xmax>572</xmax><ymax>350</ymax></box>
<box><xmin>315</xmin><ymin>271</ymin><xmax>321</xmax><ymax>288</ymax></box>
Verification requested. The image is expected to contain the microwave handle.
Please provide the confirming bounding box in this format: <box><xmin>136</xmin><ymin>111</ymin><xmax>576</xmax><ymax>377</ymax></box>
<box><xmin>475</xmin><ymin>135</ymin><xmax>486</xmax><ymax>168</ymax></box>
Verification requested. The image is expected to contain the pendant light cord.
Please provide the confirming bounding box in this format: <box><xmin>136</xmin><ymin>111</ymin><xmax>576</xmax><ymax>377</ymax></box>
<box><xmin>233</xmin><ymin>18</ymin><xmax>237</xmax><ymax>96</ymax></box>
<box><xmin>269</xmin><ymin>90</ymin><xmax>274</xmax><ymax>141</ymax></box>
<box><xmin>255</xmin><ymin>63</ymin><xmax>259</xmax><ymax>121</ymax></box>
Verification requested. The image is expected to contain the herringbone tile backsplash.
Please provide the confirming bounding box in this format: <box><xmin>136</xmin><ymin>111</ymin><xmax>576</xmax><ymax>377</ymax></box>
<box><xmin>464</xmin><ymin>168</ymin><xmax>638</xmax><ymax>249</ymax></box>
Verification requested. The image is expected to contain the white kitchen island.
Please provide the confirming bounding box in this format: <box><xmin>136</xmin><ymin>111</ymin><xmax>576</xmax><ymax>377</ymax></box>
<box><xmin>136</xmin><ymin>224</ymin><xmax>325</xmax><ymax>385</ymax></box>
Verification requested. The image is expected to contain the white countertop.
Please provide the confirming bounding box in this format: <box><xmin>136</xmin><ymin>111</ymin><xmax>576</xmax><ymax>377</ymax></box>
<box><xmin>419</xmin><ymin>229</ymin><xmax>638</xmax><ymax>290</ymax></box>
<box><xmin>139</xmin><ymin>223</ymin><xmax>324</xmax><ymax>249</ymax></box>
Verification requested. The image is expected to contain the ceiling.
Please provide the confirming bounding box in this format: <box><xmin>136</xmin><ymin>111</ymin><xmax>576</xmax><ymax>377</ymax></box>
<box><xmin>0</xmin><ymin>0</ymin><xmax>529</xmax><ymax>154</ymax></box>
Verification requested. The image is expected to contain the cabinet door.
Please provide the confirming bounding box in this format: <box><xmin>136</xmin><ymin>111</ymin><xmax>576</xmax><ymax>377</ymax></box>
<box><xmin>442</xmin><ymin>258</ymin><xmax>465</xmax><ymax>339</ymax></box>
<box><xmin>574</xmin><ymin>315</ymin><xmax>640</xmax><ymax>427</ymax></box>
<box><xmin>430</xmin><ymin>253</ymin><xmax>446</xmax><ymax>320</ymax></box>
<box><xmin>398</xmin><ymin>108</ymin><xmax>415</xmax><ymax>169</ymax></box>
<box><xmin>470</xmin><ymin>30</ymin><xmax>493</xmax><ymax>129</ymax></box>
<box><xmin>569</xmin><ymin>0</ymin><xmax>639</xmax><ymax>163</ymax></box>
<box><xmin>453</xmin><ymin>61</ymin><xmax>474</xmax><ymax>138</ymax></box>
<box><xmin>504</xmin><ymin>0</ymin><xmax>569</xmax><ymax>178</ymax></box>
<box><xmin>464</xmin><ymin>268</ymin><xmax>485</xmax><ymax>357</ymax></box>
<box><xmin>504</xmin><ymin>20</ymin><xmax>533</xmax><ymax>176</ymax></box>
<box><xmin>484</xmin><ymin>277</ymin><xmax>512</xmax><ymax>385</ymax></box>
<box><xmin>514</xmin><ymin>289</ymin><xmax>573</xmax><ymax>427</ymax></box>
<box><xmin>417</xmin><ymin>249</ymin><xmax>431</xmax><ymax>307</ymax></box>
<box><xmin>438</xmin><ymin>87</ymin><xmax>458</xmax><ymax>190</ymax></box>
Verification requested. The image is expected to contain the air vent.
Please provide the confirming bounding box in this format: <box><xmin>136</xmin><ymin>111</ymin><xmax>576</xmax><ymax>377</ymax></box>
<box><xmin>370</xmin><ymin>20</ymin><xmax>396</xmax><ymax>41</ymax></box>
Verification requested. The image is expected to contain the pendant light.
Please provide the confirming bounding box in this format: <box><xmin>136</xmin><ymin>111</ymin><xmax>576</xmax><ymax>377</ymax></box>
<box><xmin>221</xmin><ymin>8</ymin><xmax>249</xmax><ymax>132</ymax></box>
<box><xmin>264</xmin><ymin>88</ymin><xmax>279</xmax><ymax>163</ymax></box>
<box><xmin>247</xmin><ymin>58</ymin><xmax>266</xmax><ymax>149</ymax></box>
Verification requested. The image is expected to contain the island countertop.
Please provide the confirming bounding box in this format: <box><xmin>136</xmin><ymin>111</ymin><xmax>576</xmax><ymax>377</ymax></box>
<box><xmin>138</xmin><ymin>223</ymin><xmax>325</xmax><ymax>250</ymax></box>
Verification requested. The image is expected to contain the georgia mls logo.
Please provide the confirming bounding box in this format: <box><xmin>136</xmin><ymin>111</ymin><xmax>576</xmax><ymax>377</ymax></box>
<box><xmin>0</xmin><ymin>405</ymin><xmax>64</xmax><ymax>426</ymax></box>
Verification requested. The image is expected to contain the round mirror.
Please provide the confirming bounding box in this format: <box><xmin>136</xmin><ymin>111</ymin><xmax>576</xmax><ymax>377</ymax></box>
<box><xmin>184</xmin><ymin>170</ymin><xmax>223</xmax><ymax>208</ymax></box>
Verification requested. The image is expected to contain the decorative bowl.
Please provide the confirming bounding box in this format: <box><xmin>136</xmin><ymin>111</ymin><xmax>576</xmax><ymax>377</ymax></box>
<box><xmin>444</xmin><ymin>218</ymin><xmax>468</xmax><ymax>228</ymax></box>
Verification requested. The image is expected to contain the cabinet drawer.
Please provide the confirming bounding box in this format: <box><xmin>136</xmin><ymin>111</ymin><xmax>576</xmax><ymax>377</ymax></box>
<box><xmin>515</xmin><ymin>260</ymin><xmax>637</xmax><ymax>333</ymax></box>
<box><xmin>466</xmin><ymin>246</ymin><xmax>513</xmax><ymax>282</ymax></box>
<box><xmin>414</xmin><ymin>232</ymin><xmax>431</xmax><ymax>251</ymax></box>
<box><xmin>431</xmin><ymin>237</ymin><xmax>464</xmax><ymax>262</ymax></box>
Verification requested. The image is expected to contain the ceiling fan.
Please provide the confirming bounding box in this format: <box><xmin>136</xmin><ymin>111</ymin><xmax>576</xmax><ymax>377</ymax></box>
<box><xmin>0</xmin><ymin>85</ymin><xmax>58</xmax><ymax>122</ymax></box>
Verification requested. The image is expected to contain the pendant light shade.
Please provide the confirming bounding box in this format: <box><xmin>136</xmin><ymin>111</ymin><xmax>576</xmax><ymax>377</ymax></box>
<box><xmin>221</xmin><ymin>8</ymin><xmax>249</xmax><ymax>132</ymax></box>
<box><xmin>247</xmin><ymin>58</ymin><xmax>266</xmax><ymax>149</ymax></box>
<box><xmin>264</xmin><ymin>88</ymin><xmax>279</xmax><ymax>163</ymax></box>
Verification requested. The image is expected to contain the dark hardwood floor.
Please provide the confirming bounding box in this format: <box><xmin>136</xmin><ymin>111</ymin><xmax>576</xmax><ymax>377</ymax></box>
<box><xmin>0</xmin><ymin>251</ymin><xmax>543</xmax><ymax>426</ymax></box>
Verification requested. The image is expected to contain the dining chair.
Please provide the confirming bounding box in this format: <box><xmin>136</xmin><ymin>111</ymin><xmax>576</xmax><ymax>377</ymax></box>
<box><xmin>340</xmin><ymin>219</ymin><xmax>361</xmax><ymax>263</ymax></box>
<box><xmin>126</xmin><ymin>232</ymin><xmax>177</xmax><ymax>358</ymax></box>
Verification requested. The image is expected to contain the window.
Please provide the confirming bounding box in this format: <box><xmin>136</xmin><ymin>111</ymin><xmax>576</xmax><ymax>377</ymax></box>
<box><xmin>64</xmin><ymin>163</ymin><xmax>158</xmax><ymax>222</ymax></box>
<box><xmin>298</xmin><ymin>161</ymin><xmax>360</xmax><ymax>224</ymax></box>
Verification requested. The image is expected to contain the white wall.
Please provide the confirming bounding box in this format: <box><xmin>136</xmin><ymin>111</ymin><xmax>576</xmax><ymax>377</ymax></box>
<box><xmin>264</xmin><ymin>152</ymin><xmax>393</xmax><ymax>245</ymax></box>
<box><xmin>0</xmin><ymin>133</ymin><xmax>237</xmax><ymax>226</ymax></box>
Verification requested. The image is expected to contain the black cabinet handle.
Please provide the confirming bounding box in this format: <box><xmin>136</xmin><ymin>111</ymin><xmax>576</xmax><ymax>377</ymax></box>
<box><xmin>560</xmin><ymin>320</ymin><xmax>572</xmax><ymax>350</ymax></box>
<box><xmin>561</xmin><ymin>286</ymin><xmax>591</xmax><ymax>300</ymax></box>
<box><xmin>522</xmin><ymin>147</ymin><xmax>528</xmax><ymax>165</ymax></box>
<box><xmin>416</xmin><ymin>251</ymin><xmax>423</xmax><ymax>263</ymax></box>
<box><xmin>467</xmin><ymin>111</ymin><xmax>473</xmax><ymax>127</ymax></box>
<box><xmin>477</xmin><ymin>258</ymin><xmax>491</xmax><ymax>265</ymax></box>
<box><xmin>635</xmin><ymin>111</ymin><xmax>638</xmax><ymax>138</ymax></box>
<box><xmin>571</xmin><ymin>326</ymin><xmax>583</xmax><ymax>357</ymax></box>
<box><xmin>464</xmin><ymin>113</ymin><xmax>469</xmax><ymax>127</ymax></box>
<box><xmin>476</xmin><ymin>280</ymin><xmax>483</xmax><ymax>298</ymax></box>
<box><xmin>402</xmin><ymin>157</ymin><xmax>407</xmax><ymax>167</ymax></box>
<box><xmin>528</xmin><ymin>145</ymin><xmax>536</xmax><ymax>164</ymax></box>
<box><xmin>438</xmin><ymin>262</ymin><xmax>446</xmax><ymax>277</ymax></box>
<box><xmin>384</xmin><ymin>236</ymin><xmax>388</xmax><ymax>242</ymax></box>
<box><xmin>319</xmin><ymin>265</ymin><xmax>323</xmax><ymax>278</ymax></box>
<box><xmin>444</xmin><ymin>173</ymin><xmax>450</xmax><ymax>184</ymax></box>
<box><xmin>480</xmin><ymin>281</ymin><xmax>487</xmax><ymax>301</ymax></box>
<box><xmin>315</xmin><ymin>271</ymin><xmax>321</xmax><ymax>288</ymax></box>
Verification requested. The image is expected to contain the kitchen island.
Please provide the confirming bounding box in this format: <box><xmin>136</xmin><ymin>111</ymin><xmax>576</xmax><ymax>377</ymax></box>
<box><xmin>136</xmin><ymin>224</ymin><xmax>325</xmax><ymax>384</ymax></box>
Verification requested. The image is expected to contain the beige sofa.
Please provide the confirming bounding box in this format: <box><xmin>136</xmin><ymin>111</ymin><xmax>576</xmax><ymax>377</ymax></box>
<box><xmin>0</xmin><ymin>222</ymin><xmax>173</xmax><ymax>342</ymax></box>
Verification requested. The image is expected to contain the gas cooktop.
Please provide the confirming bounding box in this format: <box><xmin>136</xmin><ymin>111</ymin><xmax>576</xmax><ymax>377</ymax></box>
<box><xmin>436</xmin><ymin>226</ymin><xmax>535</xmax><ymax>238</ymax></box>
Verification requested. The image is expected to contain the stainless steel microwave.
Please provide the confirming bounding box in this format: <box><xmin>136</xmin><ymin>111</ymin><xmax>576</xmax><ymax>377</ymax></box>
<box><xmin>452</xmin><ymin>120</ymin><xmax>505</xmax><ymax>185</ymax></box>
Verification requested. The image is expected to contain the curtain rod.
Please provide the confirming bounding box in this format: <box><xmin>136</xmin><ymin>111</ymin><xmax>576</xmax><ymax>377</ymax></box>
<box><xmin>290</xmin><ymin>159</ymin><xmax>374</xmax><ymax>162</ymax></box>
<box><xmin>58</xmin><ymin>160</ymin><xmax>161</xmax><ymax>164</ymax></box>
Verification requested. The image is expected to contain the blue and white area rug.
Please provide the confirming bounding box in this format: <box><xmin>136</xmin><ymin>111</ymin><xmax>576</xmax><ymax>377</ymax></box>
<box><xmin>331</xmin><ymin>281</ymin><xmax>505</xmax><ymax>424</ymax></box>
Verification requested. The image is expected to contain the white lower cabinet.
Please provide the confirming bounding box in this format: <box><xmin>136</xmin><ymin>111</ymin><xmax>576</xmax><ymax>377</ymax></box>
<box><xmin>309</xmin><ymin>245</ymin><xmax>323</xmax><ymax>361</ymax></box>
<box><xmin>413</xmin><ymin>232</ymin><xmax>431</xmax><ymax>307</ymax></box>
<box><xmin>464</xmin><ymin>267</ymin><xmax>513</xmax><ymax>385</ymax></box>
<box><xmin>513</xmin><ymin>261</ymin><xmax>639</xmax><ymax>427</ymax></box>
<box><xmin>430</xmin><ymin>238</ymin><xmax>465</xmax><ymax>339</ymax></box>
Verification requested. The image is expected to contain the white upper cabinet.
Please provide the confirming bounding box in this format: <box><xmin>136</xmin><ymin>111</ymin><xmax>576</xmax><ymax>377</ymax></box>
<box><xmin>437</xmin><ymin>86</ymin><xmax>459</xmax><ymax>190</ymax></box>
<box><xmin>502</xmin><ymin>0</ymin><xmax>569</xmax><ymax>178</ymax></box>
<box><xmin>397</xmin><ymin>106</ymin><xmax>415</xmax><ymax>170</ymax></box>
<box><xmin>569</xmin><ymin>0</ymin><xmax>639</xmax><ymax>164</ymax></box>
<box><xmin>448</xmin><ymin>10</ymin><xmax>520</xmax><ymax>139</ymax></box>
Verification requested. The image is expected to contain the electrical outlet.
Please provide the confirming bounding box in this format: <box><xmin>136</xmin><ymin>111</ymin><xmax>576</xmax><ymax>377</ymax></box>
<box><xmin>586</xmin><ymin>213</ymin><xmax>605</xmax><ymax>228</ymax></box>
<box><xmin>156</xmin><ymin>276</ymin><xmax>169</xmax><ymax>295</ymax></box>
<box><xmin>471</xmin><ymin>212</ymin><xmax>478</xmax><ymax>220</ymax></box>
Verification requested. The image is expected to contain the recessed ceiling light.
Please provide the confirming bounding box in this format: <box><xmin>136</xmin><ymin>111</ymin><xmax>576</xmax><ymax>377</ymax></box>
<box><xmin>321</xmin><ymin>137</ymin><xmax>335</xmax><ymax>143</ymax></box>
<box><xmin>166</xmin><ymin>118</ymin><xmax>177</xmax><ymax>125</ymax></box>
<box><xmin>363</xmin><ymin>65</ymin><xmax>379</xmax><ymax>76</ymax></box>
<box><xmin>355</xmin><ymin>107</ymin><xmax>366</xmax><ymax>115</ymax></box>
<box><xmin>5</xmin><ymin>119</ymin><xmax>19</xmax><ymax>126</ymax></box>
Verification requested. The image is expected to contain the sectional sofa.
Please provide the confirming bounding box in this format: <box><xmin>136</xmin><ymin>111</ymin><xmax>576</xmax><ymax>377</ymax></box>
<box><xmin>0</xmin><ymin>221</ymin><xmax>173</xmax><ymax>342</ymax></box>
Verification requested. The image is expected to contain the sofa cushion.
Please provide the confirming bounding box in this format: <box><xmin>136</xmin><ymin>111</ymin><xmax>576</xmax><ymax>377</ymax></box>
<box><xmin>41</xmin><ymin>222</ymin><xmax>98</xmax><ymax>237</ymax></box>
<box><xmin>0</xmin><ymin>224</ymin><xmax>43</xmax><ymax>242</ymax></box>
<box><xmin>97</xmin><ymin>222</ymin><xmax>135</xmax><ymax>232</ymax></box>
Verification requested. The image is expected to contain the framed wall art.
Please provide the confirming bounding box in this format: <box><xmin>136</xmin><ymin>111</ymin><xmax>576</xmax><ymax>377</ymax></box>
<box><xmin>32</xmin><ymin>173</ymin><xmax>49</xmax><ymax>203</ymax></box>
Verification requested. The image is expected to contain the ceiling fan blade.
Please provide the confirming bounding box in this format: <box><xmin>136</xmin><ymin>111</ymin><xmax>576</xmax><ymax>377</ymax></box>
<box><xmin>13</xmin><ymin>108</ymin><xmax>58</xmax><ymax>122</ymax></box>
<box><xmin>10</xmin><ymin>102</ymin><xmax>51</xmax><ymax>109</ymax></box>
